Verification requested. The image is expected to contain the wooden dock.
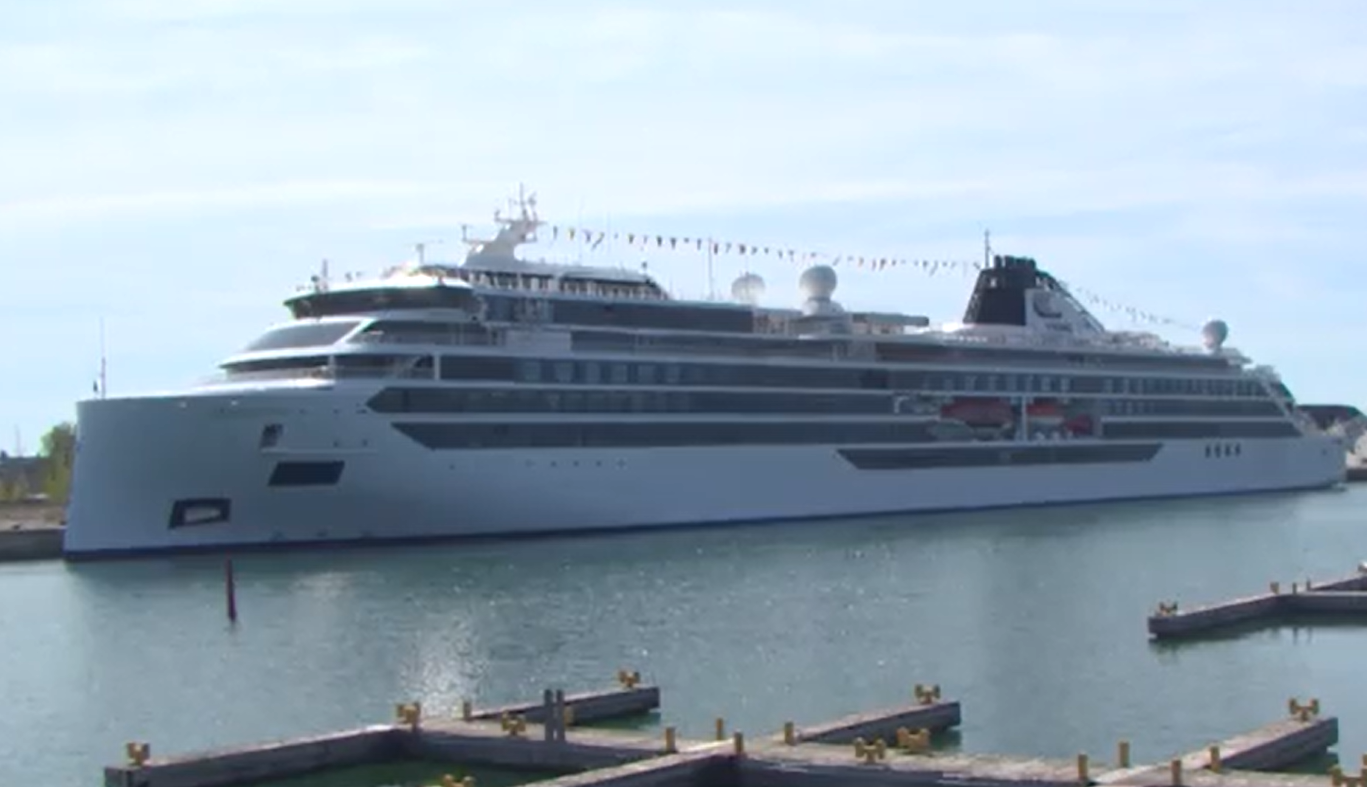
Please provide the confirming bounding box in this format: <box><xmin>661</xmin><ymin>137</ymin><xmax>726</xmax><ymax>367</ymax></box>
<box><xmin>1149</xmin><ymin>566</ymin><xmax>1367</xmax><ymax>640</ymax></box>
<box><xmin>102</xmin><ymin>677</ymin><xmax>1346</xmax><ymax>787</ymax></box>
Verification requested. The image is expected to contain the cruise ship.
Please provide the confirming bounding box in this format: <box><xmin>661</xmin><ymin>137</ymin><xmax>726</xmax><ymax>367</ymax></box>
<box><xmin>64</xmin><ymin>193</ymin><xmax>1345</xmax><ymax>557</ymax></box>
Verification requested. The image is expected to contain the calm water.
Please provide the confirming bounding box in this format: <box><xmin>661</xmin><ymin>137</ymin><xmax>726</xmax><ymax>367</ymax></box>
<box><xmin>4</xmin><ymin>486</ymin><xmax>1367</xmax><ymax>787</ymax></box>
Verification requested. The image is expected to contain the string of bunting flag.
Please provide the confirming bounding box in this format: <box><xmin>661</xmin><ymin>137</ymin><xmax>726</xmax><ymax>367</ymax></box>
<box><xmin>533</xmin><ymin>222</ymin><xmax>1198</xmax><ymax>333</ymax></box>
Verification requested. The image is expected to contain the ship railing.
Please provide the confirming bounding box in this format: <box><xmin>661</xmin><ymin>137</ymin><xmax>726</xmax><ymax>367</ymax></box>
<box><xmin>932</xmin><ymin>326</ymin><xmax>1215</xmax><ymax>358</ymax></box>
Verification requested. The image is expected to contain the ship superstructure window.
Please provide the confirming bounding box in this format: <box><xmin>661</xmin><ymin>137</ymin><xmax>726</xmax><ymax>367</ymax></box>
<box><xmin>355</xmin><ymin>321</ymin><xmax>495</xmax><ymax>347</ymax></box>
<box><xmin>286</xmin><ymin>285</ymin><xmax>482</xmax><ymax>318</ymax></box>
<box><xmin>241</xmin><ymin>320</ymin><xmax>361</xmax><ymax>352</ymax></box>
<box><xmin>431</xmin><ymin>352</ymin><xmax>1282</xmax><ymax>406</ymax></box>
<box><xmin>222</xmin><ymin>355</ymin><xmax>330</xmax><ymax>379</ymax></box>
<box><xmin>336</xmin><ymin>353</ymin><xmax>436</xmax><ymax>379</ymax></box>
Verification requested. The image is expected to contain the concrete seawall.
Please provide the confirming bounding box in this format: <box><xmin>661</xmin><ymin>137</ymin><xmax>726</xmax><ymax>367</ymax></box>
<box><xmin>0</xmin><ymin>525</ymin><xmax>64</xmax><ymax>562</ymax></box>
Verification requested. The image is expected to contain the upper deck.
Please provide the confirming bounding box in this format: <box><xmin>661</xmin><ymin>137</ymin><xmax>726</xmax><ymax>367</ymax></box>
<box><xmin>220</xmin><ymin>188</ymin><xmax>1257</xmax><ymax>383</ymax></box>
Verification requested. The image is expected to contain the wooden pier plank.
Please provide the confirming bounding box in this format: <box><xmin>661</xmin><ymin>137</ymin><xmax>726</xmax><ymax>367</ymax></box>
<box><xmin>472</xmin><ymin>686</ymin><xmax>660</xmax><ymax>725</ymax></box>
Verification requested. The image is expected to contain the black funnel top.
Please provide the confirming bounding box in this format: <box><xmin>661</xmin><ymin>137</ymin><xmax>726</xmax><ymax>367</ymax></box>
<box><xmin>961</xmin><ymin>255</ymin><xmax>1049</xmax><ymax>327</ymax></box>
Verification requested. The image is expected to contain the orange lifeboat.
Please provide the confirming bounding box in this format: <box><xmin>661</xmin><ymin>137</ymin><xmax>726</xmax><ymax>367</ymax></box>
<box><xmin>941</xmin><ymin>397</ymin><xmax>1014</xmax><ymax>426</ymax></box>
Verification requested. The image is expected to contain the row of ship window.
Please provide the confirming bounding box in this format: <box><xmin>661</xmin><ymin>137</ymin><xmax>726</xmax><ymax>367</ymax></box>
<box><xmin>391</xmin><ymin>418</ymin><xmax>1300</xmax><ymax>450</ymax></box>
<box><xmin>366</xmin><ymin>386</ymin><xmax>1284</xmax><ymax>418</ymax></box>
<box><xmin>226</xmin><ymin>352</ymin><xmax>1293</xmax><ymax>405</ymax></box>
<box><xmin>429</xmin><ymin>355</ymin><xmax>1278</xmax><ymax>399</ymax></box>
<box><xmin>356</xmin><ymin>318</ymin><xmax>1240</xmax><ymax>374</ymax></box>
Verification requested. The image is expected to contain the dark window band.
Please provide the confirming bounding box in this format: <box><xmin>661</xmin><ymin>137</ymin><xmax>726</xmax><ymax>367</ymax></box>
<box><xmin>838</xmin><ymin>442</ymin><xmax>1161</xmax><ymax>470</ymax></box>
<box><xmin>392</xmin><ymin>418</ymin><xmax>1299</xmax><ymax>451</ymax></box>
<box><xmin>432</xmin><ymin>354</ymin><xmax>1271</xmax><ymax>399</ymax></box>
<box><xmin>369</xmin><ymin>387</ymin><xmax>893</xmax><ymax>415</ymax></box>
<box><xmin>268</xmin><ymin>461</ymin><xmax>346</xmax><ymax>487</ymax></box>
<box><xmin>367</xmin><ymin>386</ymin><xmax>1282</xmax><ymax>419</ymax></box>
<box><xmin>393</xmin><ymin>420</ymin><xmax>941</xmax><ymax>450</ymax></box>
<box><xmin>1103</xmin><ymin>420</ymin><xmax>1299</xmax><ymax>439</ymax></box>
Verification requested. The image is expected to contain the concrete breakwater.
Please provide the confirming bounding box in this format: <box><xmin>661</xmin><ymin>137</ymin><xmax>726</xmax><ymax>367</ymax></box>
<box><xmin>0</xmin><ymin>501</ymin><xmax>65</xmax><ymax>562</ymax></box>
<box><xmin>0</xmin><ymin>523</ymin><xmax>63</xmax><ymax>562</ymax></box>
<box><xmin>1149</xmin><ymin>566</ymin><xmax>1367</xmax><ymax>640</ymax></box>
<box><xmin>104</xmin><ymin>675</ymin><xmax>1343</xmax><ymax>787</ymax></box>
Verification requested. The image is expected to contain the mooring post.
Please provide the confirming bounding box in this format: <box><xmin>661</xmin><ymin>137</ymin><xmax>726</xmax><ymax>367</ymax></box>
<box><xmin>554</xmin><ymin>689</ymin><xmax>567</xmax><ymax>742</ymax></box>
<box><xmin>542</xmin><ymin>690</ymin><xmax>554</xmax><ymax>742</ymax></box>
<box><xmin>225</xmin><ymin>558</ymin><xmax>238</xmax><ymax>622</ymax></box>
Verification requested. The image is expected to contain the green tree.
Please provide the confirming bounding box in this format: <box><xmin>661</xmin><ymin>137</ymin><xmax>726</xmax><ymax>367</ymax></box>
<box><xmin>39</xmin><ymin>422</ymin><xmax>76</xmax><ymax>504</ymax></box>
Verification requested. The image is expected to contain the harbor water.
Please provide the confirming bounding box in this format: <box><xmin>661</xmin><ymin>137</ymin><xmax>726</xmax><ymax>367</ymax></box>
<box><xmin>3</xmin><ymin>485</ymin><xmax>1366</xmax><ymax>787</ymax></box>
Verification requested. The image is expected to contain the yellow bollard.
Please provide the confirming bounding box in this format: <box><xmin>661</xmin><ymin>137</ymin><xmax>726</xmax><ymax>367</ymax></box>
<box><xmin>1077</xmin><ymin>753</ymin><xmax>1090</xmax><ymax>783</ymax></box>
<box><xmin>853</xmin><ymin>737</ymin><xmax>887</xmax><ymax>764</ymax></box>
<box><xmin>1208</xmin><ymin>745</ymin><xmax>1222</xmax><ymax>772</ymax></box>
<box><xmin>733</xmin><ymin>731</ymin><xmax>745</xmax><ymax>756</ymax></box>
<box><xmin>563</xmin><ymin>706</ymin><xmax>575</xmax><ymax>728</ymax></box>
<box><xmin>440</xmin><ymin>776</ymin><xmax>475</xmax><ymax>787</ymax></box>
<box><xmin>499</xmin><ymin>712</ymin><xmax>526</xmax><ymax>738</ymax></box>
<box><xmin>782</xmin><ymin>721</ymin><xmax>796</xmax><ymax>745</ymax></box>
<box><xmin>616</xmin><ymin>669</ymin><xmax>641</xmax><ymax>689</ymax></box>
<box><xmin>913</xmin><ymin>683</ymin><xmax>942</xmax><ymax>705</ymax></box>
<box><xmin>1117</xmin><ymin>740</ymin><xmax>1131</xmax><ymax>768</ymax></box>
<box><xmin>663</xmin><ymin>726</ymin><xmax>677</xmax><ymax>754</ymax></box>
<box><xmin>715</xmin><ymin>717</ymin><xmax>726</xmax><ymax>741</ymax></box>
<box><xmin>1170</xmin><ymin>758</ymin><xmax>1182</xmax><ymax>786</ymax></box>
<box><xmin>1289</xmin><ymin>698</ymin><xmax>1322</xmax><ymax>721</ymax></box>
<box><xmin>395</xmin><ymin>702</ymin><xmax>421</xmax><ymax>729</ymax></box>
<box><xmin>125</xmin><ymin>742</ymin><xmax>151</xmax><ymax>767</ymax></box>
<box><xmin>460</xmin><ymin>700</ymin><xmax>472</xmax><ymax>721</ymax></box>
<box><xmin>896</xmin><ymin>727</ymin><xmax>930</xmax><ymax>753</ymax></box>
<box><xmin>1329</xmin><ymin>765</ymin><xmax>1344</xmax><ymax>787</ymax></box>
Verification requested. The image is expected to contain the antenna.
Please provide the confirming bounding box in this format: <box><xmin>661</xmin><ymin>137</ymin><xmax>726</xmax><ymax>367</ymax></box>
<box><xmin>414</xmin><ymin>240</ymin><xmax>442</xmax><ymax>265</ymax></box>
<box><xmin>706</xmin><ymin>237</ymin><xmax>716</xmax><ymax>301</ymax></box>
<box><xmin>99</xmin><ymin>317</ymin><xmax>108</xmax><ymax>400</ymax></box>
<box><xmin>983</xmin><ymin>229</ymin><xmax>993</xmax><ymax>268</ymax></box>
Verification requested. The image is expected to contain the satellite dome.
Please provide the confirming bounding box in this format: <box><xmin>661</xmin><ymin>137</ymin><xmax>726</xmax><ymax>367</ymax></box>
<box><xmin>1201</xmin><ymin>319</ymin><xmax>1229</xmax><ymax>351</ymax></box>
<box><xmin>730</xmin><ymin>273</ymin><xmax>766</xmax><ymax>305</ymax></box>
<box><xmin>799</xmin><ymin>265</ymin><xmax>838</xmax><ymax>299</ymax></box>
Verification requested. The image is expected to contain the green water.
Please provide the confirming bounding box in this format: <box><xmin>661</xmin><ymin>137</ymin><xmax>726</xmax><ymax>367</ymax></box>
<box><xmin>4</xmin><ymin>486</ymin><xmax>1367</xmax><ymax>787</ymax></box>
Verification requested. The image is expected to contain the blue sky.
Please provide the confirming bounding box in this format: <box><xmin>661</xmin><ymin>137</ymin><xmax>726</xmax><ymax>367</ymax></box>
<box><xmin>2</xmin><ymin>0</ymin><xmax>1365</xmax><ymax>450</ymax></box>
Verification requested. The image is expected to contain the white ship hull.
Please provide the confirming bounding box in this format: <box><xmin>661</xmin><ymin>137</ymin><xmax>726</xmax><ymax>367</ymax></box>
<box><xmin>64</xmin><ymin>387</ymin><xmax>1347</xmax><ymax>558</ymax></box>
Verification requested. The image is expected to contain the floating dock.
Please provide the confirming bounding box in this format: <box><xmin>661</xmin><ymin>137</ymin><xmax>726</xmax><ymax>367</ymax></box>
<box><xmin>1149</xmin><ymin>565</ymin><xmax>1367</xmax><ymax>640</ymax></box>
<box><xmin>104</xmin><ymin>674</ymin><xmax>1345</xmax><ymax>787</ymax></box>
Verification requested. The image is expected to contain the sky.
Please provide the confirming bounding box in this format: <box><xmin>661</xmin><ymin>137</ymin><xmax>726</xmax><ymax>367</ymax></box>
<box><xmin>2</xmin><ymin>0</ymin><xmax>1366</xmax><ymax>450</ymax></box>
